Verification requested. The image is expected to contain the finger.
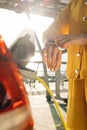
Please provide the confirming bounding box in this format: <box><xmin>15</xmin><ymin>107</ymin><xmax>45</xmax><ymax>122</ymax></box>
<box><xmin>55</xmin><ymin>35</ymin><xmax>71</xmax><ymax>48</ymax></box>
<box><xmin>48</xmin><ymin>48</ymin><xmax>61</xmax><ymax>71</ymax></box>
<box><xmin>49</xmin><ymin>47</ymin><xmax>58</xmax><ymax>70</ymax></box>
<box><xmin>47</xmin><ymin>46</ymin><xmax>53</xmax><ymax>67</ymax></box>
<box><xmin>52</xmin><ymin>47</ymin><xmax>58</xmax><ymax>64</ymax></box>
<box><xmin>54</xmin><ymin>50</ymin><xmax>62</xmax><ymax>71</ymax></box>
<box><xmin>42</xmin><ymin>48</ymin><xmax>47</xmax><ymax>63</ymax></box>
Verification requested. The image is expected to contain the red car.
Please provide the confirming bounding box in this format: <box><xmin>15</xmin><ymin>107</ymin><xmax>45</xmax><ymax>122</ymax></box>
<box><xmin>0</xmin><ymin>35</ymin><xmax>34</xmax><ymax>130</ymax></box>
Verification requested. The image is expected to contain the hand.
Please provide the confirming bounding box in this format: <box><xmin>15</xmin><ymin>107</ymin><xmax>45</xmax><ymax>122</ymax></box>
<box><xmin>55</xmin><ymin>34</ymin><xmax>87</xmax><ymax>47</ymax></box>
<box><xmin>54</xmin><ymin>34</ymin><xmax>72</xmax><ymax>49</ymax></box>
<box><xmin>42</xmin><ymin>43</ymin><xmax>62</xmax><ymax>71</ymax></box>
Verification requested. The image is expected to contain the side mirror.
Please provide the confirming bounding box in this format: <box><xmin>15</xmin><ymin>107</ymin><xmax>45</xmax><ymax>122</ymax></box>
<box><xmin>10</xmin><ymin>34</ymin><xmax>35</xmax><ymax>66</ymax></box>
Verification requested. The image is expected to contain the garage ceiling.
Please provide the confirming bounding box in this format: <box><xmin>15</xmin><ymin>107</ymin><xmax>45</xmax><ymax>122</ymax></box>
<box><xmin>0</xmin><ymin>0</ymin><xmax>68</xmax><ymax>18</ymax></box>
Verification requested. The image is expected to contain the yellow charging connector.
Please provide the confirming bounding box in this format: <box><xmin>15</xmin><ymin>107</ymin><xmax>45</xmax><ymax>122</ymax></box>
<box><xmin>36</xmin><ymin>76</ymin><xmax>67</xmax><ymax>130</ymax></box>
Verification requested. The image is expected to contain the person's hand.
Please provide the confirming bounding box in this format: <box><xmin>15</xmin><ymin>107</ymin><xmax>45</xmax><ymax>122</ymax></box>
<box><xmin>42</xmin><ymin>43</ymin><xmax>62</xmax><ymax>71</ymax></box>
<box><xmin>51</xmin><ymin>34</ymin><xmax>85</xmax><ymax>49</ymax></box>
<box><xmin>54</xmin><ymin>34</ymin><xmax>72</xmax><ymax>49</ymax></box>
<box><xmin>54</xmin><ymin>34</ymin><xmax>87</xmax><ymax>47</ymax></box>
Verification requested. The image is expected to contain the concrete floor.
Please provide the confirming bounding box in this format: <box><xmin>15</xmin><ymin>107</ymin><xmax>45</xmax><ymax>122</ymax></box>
<box><xmin>26</xmin><ymin>81</ymin><xmax>68</xmax><ymax>130</ymax></box>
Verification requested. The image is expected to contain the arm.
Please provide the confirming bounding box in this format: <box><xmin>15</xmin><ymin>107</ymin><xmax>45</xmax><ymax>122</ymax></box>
<box><xmin>48</xmin><ymin>34</ymin><xmax>87</xmax><ymax>49</ymax></box>
<box><xmin>42</xmin><ymin>3</ymin><xmax>71</xmax><ymax>71</ymax></box>
<box><xmin>43</xmin><ymin>3</ymin><xmax>71</xmax><ymax>44</ymax></box>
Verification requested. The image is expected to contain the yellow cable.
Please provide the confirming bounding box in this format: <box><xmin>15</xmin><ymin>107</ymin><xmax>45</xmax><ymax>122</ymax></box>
<box><xmin>36</xmin><ymin>76</ymin><xmax>67</xmax><ymax>130</ymax></box>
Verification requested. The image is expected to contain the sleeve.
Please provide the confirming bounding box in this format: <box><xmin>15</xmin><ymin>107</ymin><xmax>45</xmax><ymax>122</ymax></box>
<box><xmin>43</xmin><ymin>2</ymin><xmax>71</xmax><ymax>43</ymax></box>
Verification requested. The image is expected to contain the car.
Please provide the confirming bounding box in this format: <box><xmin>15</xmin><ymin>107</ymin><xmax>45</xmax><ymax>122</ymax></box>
<box><xmin>0</xmin><ymin>35</ymin><xmax>34</xmax><ymax>130</ymax></box>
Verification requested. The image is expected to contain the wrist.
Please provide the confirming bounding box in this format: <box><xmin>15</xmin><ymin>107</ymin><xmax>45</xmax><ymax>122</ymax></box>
<box><xmin>45</xmin><ymin>40</ymin><xmax>57</xmax><ymax>47</ymax></box>
<box><xmin>45</xmin><ymin>41</ymin><xmax>63</xmax><ymax>51</ymax></box>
